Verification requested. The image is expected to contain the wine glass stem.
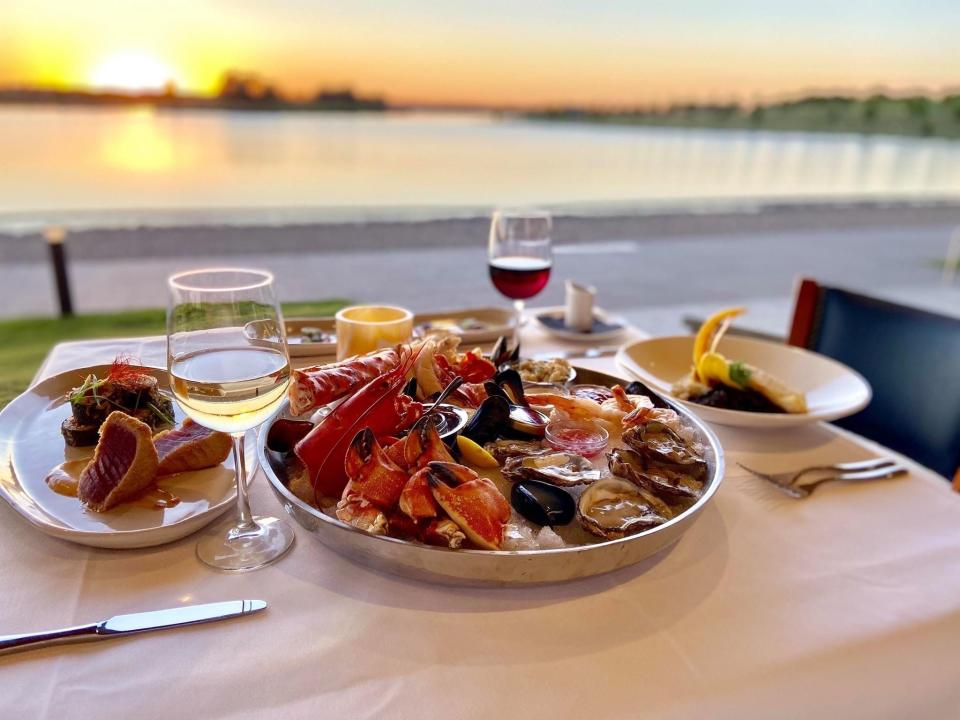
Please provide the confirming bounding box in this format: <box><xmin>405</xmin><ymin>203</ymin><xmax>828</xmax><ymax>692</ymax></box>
<box><xmin>513</xmin><ymin>299</ymin><xmax>525</xmax><ymax>337</ymax></box>
<box><xmin>231</xmin><ymin>433</ymin><xmax>257</xmax><ymax>533</ymax></box>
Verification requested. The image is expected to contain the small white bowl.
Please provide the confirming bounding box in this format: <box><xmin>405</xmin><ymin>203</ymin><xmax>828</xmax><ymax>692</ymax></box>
<box><xmin>616</xmin><ymin>335</ymin><xmax>872</xmax><ymax>428</ymax></box>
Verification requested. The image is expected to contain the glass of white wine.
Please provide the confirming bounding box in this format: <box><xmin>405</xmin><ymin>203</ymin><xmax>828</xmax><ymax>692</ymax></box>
<box><xmin>167</xmin><ymin>268</ymin><xmax>295</xmax><ymax>571</ymax></box>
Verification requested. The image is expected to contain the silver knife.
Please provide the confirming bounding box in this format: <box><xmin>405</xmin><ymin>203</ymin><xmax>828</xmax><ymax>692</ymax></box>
<box><xmin>0</xmin><ymin>599</ymin><xmax>267</xmax><ymax>657</ymax></box>
<box><xmin>532</xmin><ymin>345</ymin><xmax>622</xmax><ymax>361</ymax></box>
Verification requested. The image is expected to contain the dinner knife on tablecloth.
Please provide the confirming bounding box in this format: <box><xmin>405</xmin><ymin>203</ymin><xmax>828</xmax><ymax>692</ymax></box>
<box><xmin>0</xmin><ymin>599</ymin><xmax>266</xmax><ymax>656</ymax></box>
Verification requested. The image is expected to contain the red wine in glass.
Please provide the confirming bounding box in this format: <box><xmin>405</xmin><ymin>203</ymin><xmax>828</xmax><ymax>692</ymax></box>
<box><xmin>488</xmin><ymin>256</ymin><xmax>552</xmax><ymax>300</ymax></box>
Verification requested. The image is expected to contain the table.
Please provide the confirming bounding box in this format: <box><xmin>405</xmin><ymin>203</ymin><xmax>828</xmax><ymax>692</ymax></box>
<box><xmin>3</xmin><ymin>328</ymin><xmax>960</xmax><ymax>719</ymax></box>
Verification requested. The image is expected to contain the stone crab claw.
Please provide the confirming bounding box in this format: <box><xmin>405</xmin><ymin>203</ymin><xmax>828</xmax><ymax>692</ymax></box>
<box><xmin>422</xmin><ymin>518</ymin><xmax>466</xmax><ymax>549</ymax></box>
<box><xmin>336</xmin><ymin>492</ymin><xmax>388</xmax><ymax>535</ymax></box>
<box><xmin>426</xmin><ymin>461</ymin><xmax>510</xmax><ymax>550</ymax></box>
<box><xmin>402</xmin><ymin>415</ymin><xmax>455</xmax><ymax>470</ymax></box>
<box><xmin>398</xmin><ymin>467</ymin><xmax>440</xmax><ymax>520</ymax></box>
<box><xmin>343</xmin><ymin>428</ymin><xmax>409</xmax><ymax>509</ymax></box>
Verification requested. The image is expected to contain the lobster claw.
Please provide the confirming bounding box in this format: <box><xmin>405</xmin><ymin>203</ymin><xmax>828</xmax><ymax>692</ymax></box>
<box><xmin>426</xmin><ymin>461</ymin><xmax>510</xmax><ymax>550</ymax></box>
<box><xmin>398</xmin><ymin>467</ymin><xmax>440</xmax><ymax>521</ymax></box>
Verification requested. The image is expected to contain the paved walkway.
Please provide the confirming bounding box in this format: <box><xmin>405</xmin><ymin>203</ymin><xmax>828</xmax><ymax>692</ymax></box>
<box><xmin>2</xmin><ymin>211</ymin><xmax>956</xmax><ymax>323</ymax></box>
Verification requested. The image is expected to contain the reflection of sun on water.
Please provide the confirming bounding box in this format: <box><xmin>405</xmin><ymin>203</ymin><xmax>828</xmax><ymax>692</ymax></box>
<box><xmin>101</xmin><ymin>109</ymin><xmax>177</xmax><ymax>172</ymax></box>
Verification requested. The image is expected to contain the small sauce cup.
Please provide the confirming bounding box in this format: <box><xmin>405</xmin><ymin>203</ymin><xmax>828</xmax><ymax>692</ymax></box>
<box><xmin>545</xmin><ymin>418</ymin><xmax>609</xmax><ymax>457</ymax></box>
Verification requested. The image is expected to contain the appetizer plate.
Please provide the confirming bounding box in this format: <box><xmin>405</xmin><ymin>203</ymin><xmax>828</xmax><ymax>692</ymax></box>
<box><xmin>258</xmin><ymin>367</ymin><xmax>724</xmax><ymax>587</ymax></box>
<box><xmin>534</xmin><ymin>306</ymin><xmax>628</xmax><ymax>343</ymax></box>
<box><xmin>617</xmin><ymin>336</ymin><xmax>872</xmax><ymax>428</ymax></box>
<box><xmin>0</xmin><ymin>365</ymin><xmax>255</xmax><ymax>549</ymax></box>
<box><xmin>249</xmin><ymin>308</ymin><xmax>515</xmax><ymax>358</ymax></box>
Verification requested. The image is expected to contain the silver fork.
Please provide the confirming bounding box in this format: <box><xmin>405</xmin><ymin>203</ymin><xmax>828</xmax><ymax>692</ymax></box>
<box><xmin>737</xmin><ymin>458</ymin><xmax>908</xmax><ymax>499</ymax></box>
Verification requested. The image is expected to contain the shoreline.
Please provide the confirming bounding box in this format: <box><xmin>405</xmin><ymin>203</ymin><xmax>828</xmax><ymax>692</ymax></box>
<box><xmin>1</xmin><ymin>201</ymin><xmax>958</xmax><ymax>264</ymax></box>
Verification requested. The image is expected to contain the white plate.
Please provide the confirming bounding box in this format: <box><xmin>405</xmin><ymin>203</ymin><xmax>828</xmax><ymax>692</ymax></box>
<box><xmin>616</xmin><ymin>335</ymin><xmax>872</xmax><ymax>428</ymax></box>
<box><xmin>534</xmin><ymin>306</ymin><xmax>628</xmax><ymax>343</ymax></box>
<box><xmin>0</xmin><ymin>365</ymin><xmax>254</xmax><ymax>549</ymax></box>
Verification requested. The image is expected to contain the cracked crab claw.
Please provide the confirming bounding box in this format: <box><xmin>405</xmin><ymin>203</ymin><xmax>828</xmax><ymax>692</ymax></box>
<box><xmin>336</xmin><ymin>492</ymin><xmax>388</xmax><ymax>535</ymax></box>
<box><xmin>402</xmin><ymin>415</ymin><xmax>455</xmax><ymax>470</ymax></box>
<box><xmin>422</xmin><ymin>518</ymin><xmax>466</xmax><ymax>549</ymax></box>
<box><xmin>426</xmin><ymin>461</ymin><xmax>510</xmax><ymax>550</ymax></box>
<box><xmin>344</xmin><ymin>428</ymin><xmax>409</xmax><ymax>509</ymax></box>
<box><xmin>398</xmin><ymin>467</ymin><xmax>440</xmax><ymax>520</ymax></box>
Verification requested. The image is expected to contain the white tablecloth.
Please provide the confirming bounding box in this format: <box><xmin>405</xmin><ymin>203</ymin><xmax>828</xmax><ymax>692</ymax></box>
<box><xmin>3</xmin><ymin>328</ymin><xmax>960</xmax><ymax>719</ymax></box>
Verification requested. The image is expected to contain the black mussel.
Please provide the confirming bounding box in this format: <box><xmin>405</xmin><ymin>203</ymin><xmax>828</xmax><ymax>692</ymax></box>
<box><xmin>462</xmin><ymin>395</ymin><xmax>546</xmax><ymax>445</ymax></box>
<box><xmin>403</xmin><ymin>376</ymin><xmax>418</xmax><ymax>398</ymax></box>
<box><xmin>483</xmin><ymin>381</ymin><xmax>510</xmax><ymax>402</ymax></box>
<box><xmin>623</xmin><ymin>380</ymin><xmax>671</xmax><ymax>409</ymax></box>
<box><xmin>462</xmin><ymin>396</ymin><xmax>512</xmax><ymax>445</ymax></box>
<box><xmin>493</xmin><ymin>368</ymin><xmax>528</xmax><ymax>406</ymax></box>
<box><xmin>511</xmin><ymin>479</ymin><xmax>575</xmax><ymax>527</ymax></box>
<box><xmin>489</xmin><ymin>335</ymin><xmax>521</xmax><ymax>367</ymax></box>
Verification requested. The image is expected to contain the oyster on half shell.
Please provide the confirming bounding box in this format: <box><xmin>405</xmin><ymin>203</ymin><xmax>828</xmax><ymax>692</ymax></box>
<box><xmin>577</xmin><ymin>477</ymin><xmax>673</xmax><ymax>539</ymax></box>
<box><xmin>483</xmin><ymin>439</ymin><xmax>549</xmax><ymax>464</ymax></box>
<box><xmin>608</xmin><ymin>447</ymin><xmax>704</xmax><ymax>501</ymax></box>
<box><xmin>502</xmin><ymin>451</ymin><xmax>603</xmax><ymax>487</ymax></box>
<box><xmin>622</xmin><ymin>422</ymin><xmax>707</xmax><ymax>480</ymax></box>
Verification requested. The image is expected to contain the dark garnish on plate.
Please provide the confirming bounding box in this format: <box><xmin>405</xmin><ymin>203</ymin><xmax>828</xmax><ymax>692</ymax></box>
<box><xmin>61</xmin><ymin>357</ymin><xmax>175</xmax><ymax>447</ymax></box>
<box><xmin>688</xmin><ymin>385</ymin><xmax>784</xmax><ymax>413</ymax></box>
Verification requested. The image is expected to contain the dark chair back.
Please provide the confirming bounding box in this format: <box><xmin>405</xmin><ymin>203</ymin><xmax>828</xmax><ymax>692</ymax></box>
<box><xmin>789</xmin><ymin>279</ymin><xmax>960</xmax><ymax>479</ymax></box>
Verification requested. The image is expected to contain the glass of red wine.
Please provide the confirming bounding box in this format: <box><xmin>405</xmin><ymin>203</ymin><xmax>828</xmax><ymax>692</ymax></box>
<box><xmin>488</xmin><ymin>210</ymin><xmax>552</xmax><ymax>330</ymax></box>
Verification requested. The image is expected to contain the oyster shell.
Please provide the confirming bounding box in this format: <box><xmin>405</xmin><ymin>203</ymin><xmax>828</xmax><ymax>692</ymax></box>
<box><xmin>577</xmin><ymin>477</ymin><xmax>673</xmax><ymax>539</ymax></box>
<box><xmin>622</xmin><ymin>422</ymin><xmax>707</xmax><ymax>481</ymax></box>
<box><xmin>483</xmin><ymin>439</ymin><xmax>549</xmax><ymax>464</ymax></box>
<box><xmin>608</xmin><ymin>447</ymin><xmax>704</xmax><ymax>501</ymax></box>
<box><xmin>502</xmin><ymin>451</ymin><xmax>603</xmax><ymax>487</ymax></box>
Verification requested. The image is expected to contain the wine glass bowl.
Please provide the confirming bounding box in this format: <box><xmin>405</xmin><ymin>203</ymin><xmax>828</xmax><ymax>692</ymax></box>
<box><xmin>488</xmin><ymin>210</ymin><xmax>553</xmax><ymax>327</ymax></box>
<box><xmin>167</xmin><ymin>268</ymin><xmax>295</xmax><ymax>571</ymax></box>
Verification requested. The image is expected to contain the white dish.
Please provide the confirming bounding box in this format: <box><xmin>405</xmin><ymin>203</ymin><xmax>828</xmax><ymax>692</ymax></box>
<box><xmin>616</xmin><ymin>335</ymin><xmax>871</xmax><ymax>428</ymax></box>
<box><xmin>0</xmin><ymin>365</ymin><xmax>254</xmax><ymax>549</ymax></box>
<box><xmin>534</xmin><ymin>306</ymin><xmax>628</xmax><ymax>343</ymax></box>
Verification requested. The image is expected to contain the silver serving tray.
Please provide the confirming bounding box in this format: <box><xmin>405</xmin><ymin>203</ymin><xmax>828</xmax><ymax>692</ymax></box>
<box><xmin>257</xmin><ymin>367</ymin><xmax>725</xmax><ymax>586</ymax></box>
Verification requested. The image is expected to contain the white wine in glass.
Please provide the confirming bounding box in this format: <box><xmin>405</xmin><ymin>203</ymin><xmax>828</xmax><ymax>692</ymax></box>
<box><xmin>167</xmin><ymin>268</ymin><xmax>295</xmax><ymax>571</ymax></box>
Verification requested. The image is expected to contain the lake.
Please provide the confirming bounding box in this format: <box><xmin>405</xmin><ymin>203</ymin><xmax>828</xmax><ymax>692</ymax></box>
<box><xmin>1</xmin><ymin>106</ymin><xmax>959</xmax><ymax>232</ymax></box>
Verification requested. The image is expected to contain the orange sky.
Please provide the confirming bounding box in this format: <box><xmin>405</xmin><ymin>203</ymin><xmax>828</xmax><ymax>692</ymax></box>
<box><xmin>1</xmin><ymin>1</ymin><xmax>956</xmax><ymax>107</ymax></box>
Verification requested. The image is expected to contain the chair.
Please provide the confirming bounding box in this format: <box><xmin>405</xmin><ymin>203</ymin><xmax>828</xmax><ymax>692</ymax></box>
<box><xmin>789</xmin><ymin>278</ymin><xmax>960</xmax><ymax>481</ymax></box>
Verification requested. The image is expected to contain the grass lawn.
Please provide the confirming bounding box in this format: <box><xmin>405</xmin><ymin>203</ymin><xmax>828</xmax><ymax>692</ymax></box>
<box><xmin>0</xmin><ymin>300</ymin><xmax>348</xmax><ymax>410</ymax></box>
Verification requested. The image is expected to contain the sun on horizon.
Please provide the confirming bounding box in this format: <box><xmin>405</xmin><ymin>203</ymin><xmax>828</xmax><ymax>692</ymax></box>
<box><xmin>89</xmin><ymin>51</ymin><xmax>178</xmax><ymax>93</ymax></box>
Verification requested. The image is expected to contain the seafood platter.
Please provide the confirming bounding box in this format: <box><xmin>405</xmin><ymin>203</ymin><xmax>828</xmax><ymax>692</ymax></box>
<box><xmin>259</xmin><ymin>335</ymin><xmax>725</xmax><ymax>586</ymax></box>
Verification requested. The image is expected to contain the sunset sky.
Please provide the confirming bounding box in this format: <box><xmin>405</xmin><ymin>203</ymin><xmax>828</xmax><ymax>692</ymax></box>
<box><xmin>1</xmin><ymin>0</ymin><xmax>956</xmax><ymax>107</ymax></box>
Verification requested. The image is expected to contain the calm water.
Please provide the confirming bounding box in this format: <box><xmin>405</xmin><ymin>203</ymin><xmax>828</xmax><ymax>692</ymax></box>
<box><xmin>1</xmin><ymin>106</ymin><xmax>959</xmax><ymax>232</ymax></box>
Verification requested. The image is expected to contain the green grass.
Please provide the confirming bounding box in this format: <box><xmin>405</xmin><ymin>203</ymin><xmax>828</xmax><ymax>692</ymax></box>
<box><xmin>0</xmin><ymin>300</ymin><xmax>348</xmax><ymax>410</ymax></box>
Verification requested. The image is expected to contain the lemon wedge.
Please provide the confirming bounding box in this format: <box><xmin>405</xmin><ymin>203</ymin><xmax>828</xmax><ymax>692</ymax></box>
<box><xmin>456</xmin><ymin>435</ymin><xmax>499</xmax><ymax>468</ymax></box>
<box><xmin>692</xmin><ymin>306</ymin><xmax>746</xmax><ymax>376</ymax></box>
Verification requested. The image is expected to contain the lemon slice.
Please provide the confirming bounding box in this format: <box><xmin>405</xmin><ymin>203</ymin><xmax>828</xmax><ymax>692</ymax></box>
<box><xmin>696</xmin><ymin>351</ymin><xmax>732</xmax><ymax>387</ymax></box>
<box><xmin>456</xmin><ymin>435</ymin><xmax>499</xmax><ymax>468</ymax></box>
<box><xmin>692</xmin><ymin>306</ymin><xmax>745</xmax><ymax>381</ymax></box>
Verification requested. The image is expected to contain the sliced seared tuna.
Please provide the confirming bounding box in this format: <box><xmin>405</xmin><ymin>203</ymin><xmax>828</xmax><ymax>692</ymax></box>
<box><xmin>78</xmin><ymin>411</ymin><xmax>159</xmax><ymax>511</ymax></box>
<box><xmin>154</xmin><ymin>418</ymin><xmax>232</xmax><ymax>475</ymax></box>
